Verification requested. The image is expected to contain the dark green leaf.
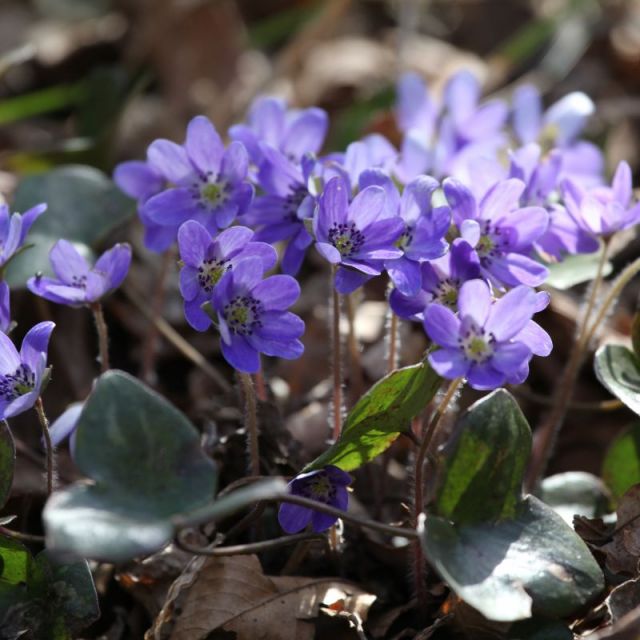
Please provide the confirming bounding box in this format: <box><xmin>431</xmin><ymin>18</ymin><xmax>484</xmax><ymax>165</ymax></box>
<box><xmin>0</xmin><ymin>421</ymin><xmax>15</xmax><ymax>509</ymax></box>
<box><xmin>539</xmin><ymin>471</ymin><xmax>610</xmax><ymax>525</ymax></box>
<box><xmin>594</xmin><ymin>344</ymin><xmax>640</xmax><ymax>416</ymax></box>
<box><xmin>602</xmin><ymin>423</ymin><xmax>640</xmax><ymax>501</ymax></box>
<box><xmin>305</xmin><ymin>362</ymin><xmax>441</xmax><ymax>471</ymax></box>
<box><xmin>435</xmin><ymin>389</ymin><xmax>531</xmax><ymax>525</ymax></box>
<box><xmin>545</xmin><ymin>249</ymin><xmax>611</xmax><ymax>290</ymax></box>
<box><xmin>44</xmin><ymin>370</ymin><xmax>217</xmax><ymax>562</ymax></box>
<box><xmin>7</xmin><ymin>166</ymin><xmax>134</xmax><ymax>287</ymax></box>
<box><xmin>423</xmin><ymin>496</ymin><xmax>604</xmax><ymax>622</ymax></box>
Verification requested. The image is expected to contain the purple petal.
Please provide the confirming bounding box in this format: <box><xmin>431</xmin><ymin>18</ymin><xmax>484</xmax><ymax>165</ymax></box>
<box><xmin>0</xmin><ymin>331</ymin><xmax>20</xmax><ymax>374</ymax></box>
<box><xmin>479</xmin><ymin>179</ymin><xmax>525</xmax><ymax>221</ymax></box>
<box><xmin>220</xmin><ymin>333</ymin><xmax>260</xmax><ymax>373</ymax></box>
<box><xmin>278</xmin><ymin>502</ymin><xmax>312</xmax><ymax>534</ymax></box>
<box><xmin>396</xmin><ymin>72</ymin><xmax>435</xmax><ymax>134</ymax></box>
<box><xmin>0</xmin><ymin>282</ymin><xmax>10</xmax><ymax>333</ymax></box>
<box><xmin>19</xmin><ymin>203</ymin><xmax>47</xmax><ymax>246</ymax></box>
<box><xmin>444</xmin><ymin>70</ymin><xmax>480</xmax><ymax>126</ymax></box>
<box><xmin>179</xmin><ymin>266</ymin><xmax>201</xmax><ymax>301</ymax></box>
<box><xmin>457</xmin><ymin>279</ymin><xmax>491</xmax><ymax>326</ymax></box>
<box><xmin>178</xmin><ymin>220</ymin><xmax>211</xmax><ymax>267</ymax></box>
<box><xmin>613</xmin><ymin>161</ymin><xmax>632</xmax><ymax>207</ymax></box>
<box><xmin>252</xmin><ymin>275</ymin><xmax>300</xmax><ymax>310</ymax></box>
<box><xmin>50</xmin><ymin>240</ymin><xmax>90</xmax><ymax>284</ymax></box>
<box><xmin>4</xmin><ymin>390</ymin><xmax>39</xmax><ymax>419</ymax></box>
<box><xmin>428</xmin><ymin>348</ymin><xmax>469</xmax><ymax>379</ymax></box>
<box><xmin>185</xmin><ymin>116</ymin><xmax>224</xmax><ymax>175</ymax></box>
<box><xmin>143</xmin><ymin>188</ymin><xmax>201</xmax><ymax>226</ymax></box>
<box><xmin>423</xmin><ymin>304</ymin><xmax>461</xmax><ymax>348</ymax></box>
<box><xmin>281</xmin><ymin>108</ymin><xmax>328</xmax><ymax>159</ymax></box>
<box><xmin>214</xmin><ymin>226</ymin><xmax>254</xmax><ymax>259</ymax></box>
<box><xmin>544</xmin><ymin>92</ymin><xmax>594</xmax><ymax>145</ymax></box>
<box><xmin>317</xmin><ymin>177</ymin><xmax>349</xmax><ymax>238</ymax></box>
<box><xmin>255</xmin><ymin>311</ymin><xmax>304</xmax><ymax>340</ymax></box>
<box><xmin>114</xmin><ymin>161</ymin><xmax>164</xmax><ymax>202</ymax></box>
<box><xmin>389</xmin><ymin>288</ymin><xmax>429</xmax><ymax>320</ymax></box>
<box><xmin>247</xmin><ymin>333</ymin><xmax>304</xmax><ymax>360</ymax></box>
<box><xmin>386</xmin><ymin>258</ymin><xmax>422</xmax><ymax>296</ymax></box>
<box><xmin>512</xmin><ymin>84</ymin><xmax>542</xmax><ymax>144</ymax></box>
<box><xmin>466</xmin><ymin>362</ymin><xmax>505</xmax><ymax>390</ymax></box>
<box><xmin>491</xmin><ymin>342</ymin><xmax>532</xmax><ymax>375</ymax></box>
<box><xmin>443</xmin><ymin>178</ymin><xmax>478</xmax><ymax>223</ymax></box>
<box><xmin>147</xmin><ymin>139</ymin><xmax>193</xmax><ymax>184</ymax></box>
<box><xmin>85</xmin><ymin>271</ymin><xmax>109</xmax><ymax>302</ymax></box>
<box><xmin>489</xmin><ymin>253</ymin><xmax>548</xmax><ymax>288</ymax></box>
<box><xmin>20</xmin><ymin>321</ymin><xmax>54</xmax><ymax>372</ymax></box>
<box><xmin>221</xmin><ymin>142</ymin><xmax>249</xmax><ymax>184</ymax></box>
<box><xmin>311</xmin><ymin>507</ymin><xmax>341</xmax><ymax>532</ymax></box>
<box><xmin>315</xmin><ymin>242</ymin><xmax>342</xmax><ymax>265</ymax></box>
<box><xmin>230</xmin><ymin>257</ymin><xmax>264</xmax><ymax>295</ymax></box>
<box><xmin>485</xmin><ymin>285</ymin><xmax>536</xmax><ymax>341</ymax></box>
<box><xmin>93</xmin><ymin>243</ymin><xmax>132</xmax><ymax>291</ymax></box>
<box><xmin>184</xmin><ymin>298</ymin><xmax>212</xmax><ymax>332</ymax></box>
<box><xmin>50</xmin><ymin>402</ymin><xmax>83</xmax><ymax>448</ymax></box>
<box><xmin>506</xmin><ymin>206</ymin><xmax>549</xmax><ymax>250</ymax></box>
<box><xmin>356</xmin><ymin>217</ymin><xmax>405</xmax><ymax>254</ymax></box>
<box><xmin>348</xmin><ymin>185</ymin><xmax>387</xmax><ymax>228</ymax></box>
<box><xmin>144</xmin><ymin>224</ymin><xmax>176</xmax><ymax>253</ymax></box>
<box><xmin>334</xmin><ymin>268</ymin><xmax>373</xmax><ymax>294</ymax></box>
<box><xmin>516</xmin><ymin>320</ymin><xmax>552</xmax><ymax>357</ymax></box>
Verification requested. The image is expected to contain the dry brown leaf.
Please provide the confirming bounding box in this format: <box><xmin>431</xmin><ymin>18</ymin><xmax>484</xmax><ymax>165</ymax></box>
<box><xmin>602</xmin><ymin>485</ymin><xmax>640</xmax><ymax>577</ymax></box>
<box><xmin>147</xmin><ymin>554</ymin><xmax>375</xmax><ymax>640</ymax></box>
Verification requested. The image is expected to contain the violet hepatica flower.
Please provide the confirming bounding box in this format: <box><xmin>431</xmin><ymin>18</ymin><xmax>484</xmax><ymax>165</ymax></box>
<box><xmin>0</xmin><ymin>321</ymin><xmax>54</xmax><ymax>419</ymax></box>
<box><xmin>229</xmin><ymin>96</ymin><xmax>328</xmax><ymax>168</ymax></box>
<box><xmin>423</xmin><ymin>279</ymin><xmax>548</xmax><ymax>390</ymax></box>
<box><xmin>242</xmin><ymin>147</ymin><xmax>317</xmax><ymax>275</ymax></box>
<box><xmin>142</xmin><ymin>116</ymin><xmax>253</xmax><ymax>239</ymax></box>
<box><xmin>390</xmin><ymin>239</ymin><xmax>481</xmax><ymax>321</ymax></box>
<box><xmin>278</xmin><ymin>465</ymin><xmax>352</xmax><ymax>533</ymax></box>
<box><xmin>49</xmin><ymin>401</ymin><xmax>83</xmax><ymax>459</ymax></box>
<box><xmin>27</xmin><ymin>240</ymin><xmax>131</xmax><ymax>307</ymax></box>
<box><xmin>0</xmin><ymin>282</ymin><xmax>11</xmax><ymax>334</ymax></box>
<box><xmin>564</xmin><ymin>161</ymin><xmax>640</xmax><ymax>237</ymax></box>
<box><xmin>211</xmin><ymin>257</ymin><xmax>304</xmax><ymax>373</ymax></box>
<box><xmin>443</xmin><ymin>177</ymin><xmax>549</xmax><ymax>288</ymax></box>
<box><xmin>0</xmin><ymin>202</ymin><xmax>47</xmax><ymax>269</ymax></box>
<box><xmin>314</xmin><ymin>177</ymin><xmax>404</xmax><ymax>294</ymax></box>
<box><xmin>178</xmin><ymin>221</ymin><xmax>277</xmax><ymax>331</ymax></box>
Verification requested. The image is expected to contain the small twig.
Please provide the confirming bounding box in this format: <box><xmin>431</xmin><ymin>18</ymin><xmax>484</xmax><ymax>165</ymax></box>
<box><xmin>123</xmin><ymin>282</ymin><xmax>231</xmax><ymax>393</ymax></box>
<box><xmin>238</xmin><ymin>372</ymin><xmax>260</xmax><ymax>477</ymax></box>
<box><xmin>90</xmin><ymin>302</ymin><xmax>110</xmax><ymax>373</ymax></box>
<box><xmin>175</xmin><ymin>530</ymin><xmax>326</xmax><ymax>557</ymax></box>
<box><xmin>34</xmin><ymin>398</ymin><xmax>54</xmax><ymax>496</ymax></box>
<box><xmin>141</xmin><ymin>249</ymin><xmax>174</xmax><ymax>385</ymax></box>
<box><xmin>0</xmin><ymin>527</ymin><xmax>45</xmax><ymax>543</ymax></box>
<box><xmin>387</xmin><ymin>309</ymin><xmax>399</xmax><ymax>374</ymax></box>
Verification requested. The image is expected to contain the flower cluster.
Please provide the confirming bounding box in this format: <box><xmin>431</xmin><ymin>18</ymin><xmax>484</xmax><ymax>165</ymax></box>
<box><xmin>113</xmin><ymin>72</ymin><xmax>638</xmax><ymax>532</ymax></box>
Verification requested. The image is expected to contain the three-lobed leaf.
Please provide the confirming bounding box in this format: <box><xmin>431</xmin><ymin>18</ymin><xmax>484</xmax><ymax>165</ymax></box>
<box><xmin>594</xmin><ymin>344</ymin><xmax>640</xmax><ymax>416</ymax></box>
<box><xmin>305</xmin><ymin>362</ymin><xmax>441</xmax><ymax>472</ymax></box>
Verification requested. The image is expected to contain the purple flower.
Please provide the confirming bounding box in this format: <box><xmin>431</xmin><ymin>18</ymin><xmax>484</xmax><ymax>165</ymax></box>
<box><xmin>27</xmin><ymin>240</ymin><xmax>131</xmax><ymax>307</ymax></box>
<box><xmin>390</xmin><ymin>239</ymin><xmax>481</xmax><ymax>321</ymax></box>
<box><xmin>178</xmin><ymin>221</ymin><xmax>277</xmax><ymax>331</ymax></box>
<box><xmin>0</xmin><ymin>202</ymin><xmax>47</xmax><ymax>270</ymax></box>
<box><xmin>242</xmin><ymin>147</ymin><xmax>317</xmax><ymax>275</ymax></box>
<box><xmin>314</xmin><ymin>177</ymin><xmax>404</xmax><ymax>294</ymax></box>
<box><xmin>229</xmin><ymin>96</ymin><xmax>328</xmax><ymax>167</ymax></box>
<box><xmin>423</xmin><ymin>279</ymin><xmax>548</xmax><ymax>390</ymax></box>
<box><xmin>49</xmin><ymin>401</ymin><xmax>83</xmax><ymax>458</ymax></box>
<box><xmin>564</xmin><ymin>161</ymin><xmax>640</xmax><ymax>237</ymax></box>
<box><xmin>374</xmin><ymin>174</ymin><xmax>450</xmax><ymax>296</ymax></box>
<box><xmin>278</xmin><ymin>465</ymin><xmax>352</xmax><ymax>533</ymax></box>
<box><xmin>444</xmin><ymin>178</ymin><xmax>549</xmax><ymax>288</ymax></box>
<box><xmin>141</xmin><ymin>116</ymin><xmax>253</xmax><ymax>241</ymax></box>
<box><xmin>0</xmin><ymin>321</ymin><xmax>54</xmax><ymax>419</ymax></box>
<box><xmin>212</xmin><ymin>257</ymin><xmax>304</xmax><ymax>373</ymax></box>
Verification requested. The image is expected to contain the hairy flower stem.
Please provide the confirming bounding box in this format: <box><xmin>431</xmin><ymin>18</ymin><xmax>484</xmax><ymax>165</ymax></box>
<box><xmin>412</xmin><ymin>378</ymin><xmax>462</xmax><ymax>606</ymax></box>
<box><xmin>526</xmin><ymin>240</ymin><xmax>611</xmax><ymax>491</ymax></box>
<box><xmin>239</xmin><ymin>372</ymin><xmax>260</xmax><ymax>476</ymax></box>
<box><xmin>35</xmin><ymin>398</ymin><xmax>54</xmax><ymax>496</ymax></box>
<box><xmin>387</xmin><ymin>310</ymin><xmax>399</xmax><ymax>374</ymax></box>
<box><xmin>345</xmin><ymin>293</ymin><xmax>364</xmax><ymax>405</ymax></box>
<box><xmin>254</xmin><ymin>367</ymin><xmax>267</xmax><ymax>402</ymax></box>
<box><xmin>90</xmin><ymin>302</ymin><xmax>110</xmax><ymax>373</ymax></box>
<box><xmin>331</xmin><ymin>269</ymin><xmax>343</xmax><ymax>441</ymax></box>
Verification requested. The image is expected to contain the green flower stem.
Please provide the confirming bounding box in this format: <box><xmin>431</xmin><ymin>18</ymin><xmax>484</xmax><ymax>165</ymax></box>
<box><xmin>35</xmin><ymin>397</ymin><xmax>54</xmax><ymax>496</ymax></box>
<box><xmin>412</xmin><ymin>377</ymin><xmax>463</xmax><ymax>606</ymax></box>
<box><xmin>239</xmin><ymin>372</ymin><xmax>260</xmax><ymax>477</ymax></box>
<box><xmin>90</xmin><ymin>302</ymin><xmax>110</xmax><ymax>373</ymax></box>
<box><xmin>331</xmin><ymin>268</ymin><xmax>343</xmax><ymax>441</ymax></box>
<box><xmin>526</xmin><ymin>239</ymin><xmax>617</xmax><ymax>491</ymax></box>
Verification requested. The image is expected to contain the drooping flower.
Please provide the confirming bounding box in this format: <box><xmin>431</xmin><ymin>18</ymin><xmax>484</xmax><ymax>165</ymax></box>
<box><xmin>314</xmin><ymin>177</ymin><xmax>404</xmax><ymax>294</ymax></box>
<box><xmin>443</xmin><ymin>177</ymin><xmax>549</xmax><ymax>288</ymax></box>
<box><xmin>229</xmin><ymin>96</ymin><xmax>328</xmax><ymax>168</ymax></box>
<box><xmin>0</xmin><ymin>321</ymin><xmax>54</xmax><ymax>419</ymax></box>
<box><xmin>278</xmin><ymin>465</ymin><xmax>352</xmax><ymax>533</ymax></box>
<box><xmin>390</xmin><ymin>239</ymin><xmax>481</xmax><ymax>321</ymax></box>
<box><xmin>141</xmin><ymin>116</ymin><xmax>253</xmax><ymax>240</ymax></box>
<box><xmin>0</xmin><ymin>202</ymin><xmax>47</xmax><ymax>269</ymax></box>
<box><xmin>178</xmin><ymin>221</ymin><xmax>277</xmax><ymax>331</ymax></box>
<box><xmin>27</xmin><ymin>240</ymin><xmax>131</xmax><ymax>307</ymax></box>
<box><xmin>423</xmin><ymin>279</ymin><xmax>548</xmax><ymax>390</ymax></box>
<box><xmin>241</xmin><ymin>147</ymin><xmax>317</xmax><ymax>275</ymax></box>
<box><xmin>211</xmin><ymin>257</ymin><xmax>304</xmax><ymax>373</ymax></box>
<box><xmin>563</xmin><ymin>161</ymin><xmax>640</xmax><ymax>237</ymax></box>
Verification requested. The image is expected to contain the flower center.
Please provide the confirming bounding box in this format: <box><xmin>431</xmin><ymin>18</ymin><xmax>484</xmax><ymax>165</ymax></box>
<box><xmin>71</xmin><ymin>275</ymin><xmax>87</xmax><ymax>289</ymax></box>
<box><xmin>303</xmin><ymin>475</ymin><xmax>335</xmax><ymax>503</ymax></box>
<box><xmin>284</xmin><ymin>187</ymin><xmax>308</xmax><ymax>222</ymax></box>
<box><xmin>198</xmin><ymin>258</ymin><xmax>230</xmax><ymax>293</ymax></box>
<box><xmin>328</xmin><ymin>222</ymin><xmax>365</xmax><ymax>257</ymax></box>
<box><xmin>476</xmin><ymin>221</ymin><xmax>508</xmax><ymax>263</ymax></box>
<box><xmin>395</xmin><ymin>226</ymin><xmax>414</xmax><ymax>251</ymax></box>
<box><xmin>192</xmin><ymin>173</ymin><xmax>230</xmax><ymax>210</ymax></box>
<box><xmin>459</xmin><ymin>325</ymin><xmax>495</xmax><ymax>363</ymax></box>
<box><xmin>0</xmin><ymin>364</ymin><xmax>35</xmax><ymax>401</ymax></box>
<box><xmin>433</xmin><ymin>278</ymin><xmax>460</xmax><ymax>309</ymax></box>
<box><xmin>223</xmin><ymin>295</ymin><xmax>263</xmax><ymax>336</ymax></box>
